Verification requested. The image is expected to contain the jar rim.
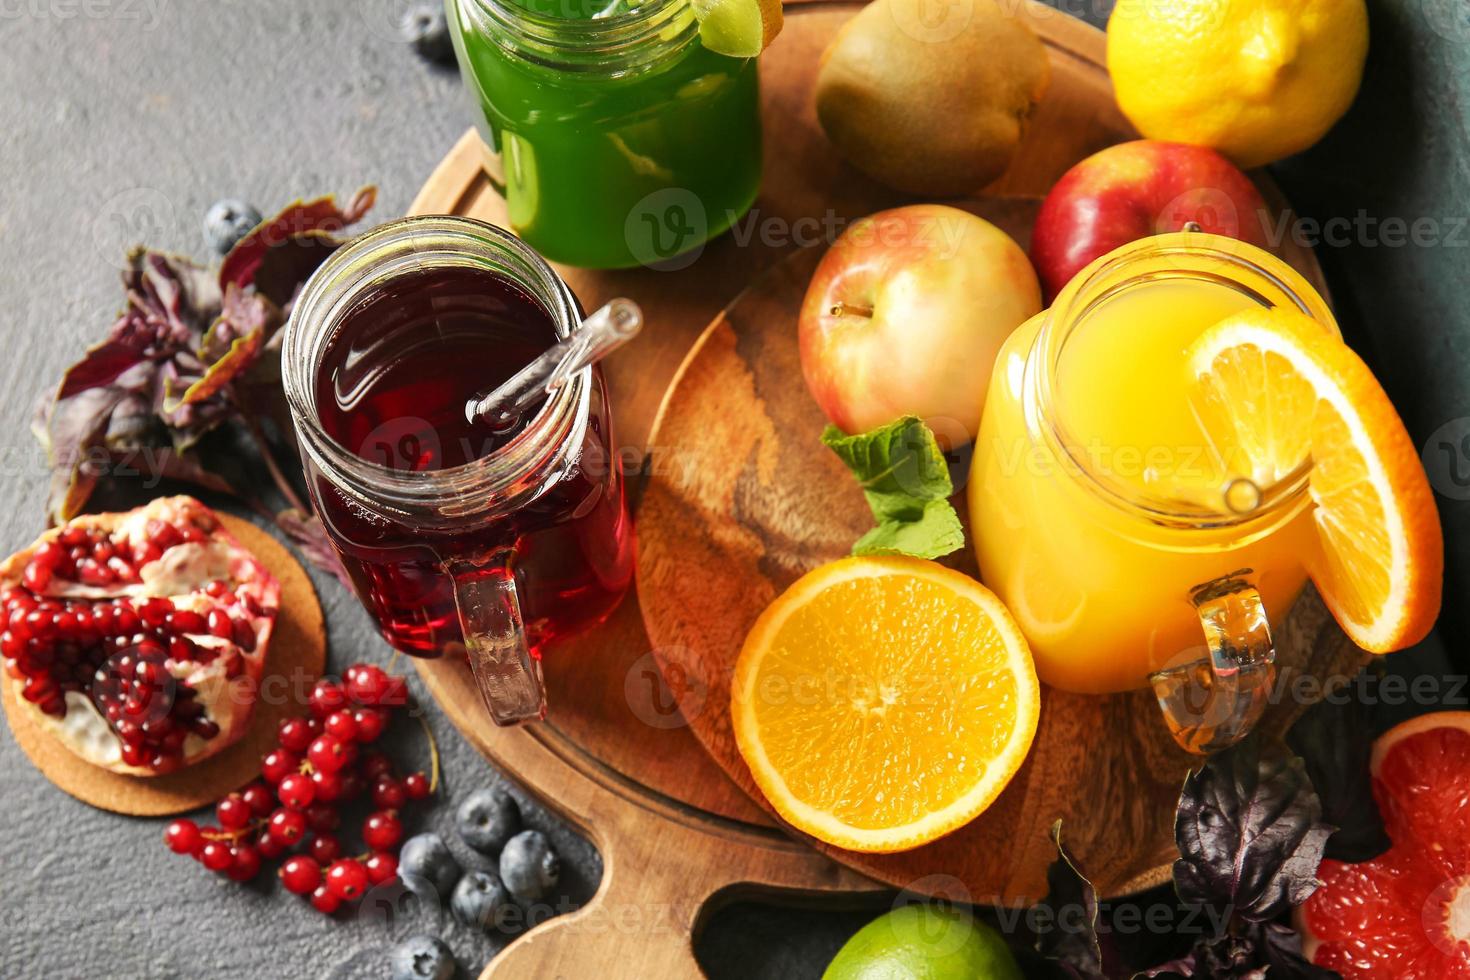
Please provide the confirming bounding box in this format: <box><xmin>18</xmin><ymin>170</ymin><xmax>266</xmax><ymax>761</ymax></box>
<box><xmin>1029</xmin><ymin>232</ymin><xmax>1339</xmax><ymax>529</ymax></box>
<box><xmin>454</xmin><ymin>0</ymin><xmax>700</xmax><ymax>70</ymax></box>
<box><xmin>281</xmin><ymin>215</ymin><xmax>589</xmax><ymax>517</ymax></box>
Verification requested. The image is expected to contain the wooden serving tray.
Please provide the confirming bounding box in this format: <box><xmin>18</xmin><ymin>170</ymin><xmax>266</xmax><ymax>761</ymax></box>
<box><xmin>408</xmin><ymin>2</ymin><xmax>1362</xmax><ymax>974</ymax></box>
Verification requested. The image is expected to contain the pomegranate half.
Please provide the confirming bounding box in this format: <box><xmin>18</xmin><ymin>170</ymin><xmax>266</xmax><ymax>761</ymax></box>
<box><xmin>1</xmin><ymin>496</ymin><xmax>280</xmax><ymax>775</ymax></box>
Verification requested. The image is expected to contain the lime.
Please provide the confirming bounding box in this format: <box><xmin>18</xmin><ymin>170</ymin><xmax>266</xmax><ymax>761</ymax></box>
<box><xmin>822</xmin><ymin>905</ymin><xmax>1024</xmax><ymax>980</ymax></box>
<box><xmin>690</xmin><ymin>0</ymin><xmax>782</xmax><ymax>58</ymax></box>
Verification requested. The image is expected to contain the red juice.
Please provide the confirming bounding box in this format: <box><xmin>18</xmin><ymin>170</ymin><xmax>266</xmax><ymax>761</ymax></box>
<box><xmin>304</xmin><ymin>264</ymin><xmax>633</xmax><ymax>658</ymax></box>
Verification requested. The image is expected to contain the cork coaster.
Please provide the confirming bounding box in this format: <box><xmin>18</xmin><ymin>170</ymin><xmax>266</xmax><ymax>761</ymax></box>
<box><xmin>1</xmin><ymin>513</ymin><xmax>327</xmax><ymax>816</ymax></box>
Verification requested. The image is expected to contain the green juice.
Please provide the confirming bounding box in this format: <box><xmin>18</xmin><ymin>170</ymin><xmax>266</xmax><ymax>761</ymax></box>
<box><xmin>447</xmin><ymin>0</ymin><xmax>763</xmax><ymax>269</ymax></box>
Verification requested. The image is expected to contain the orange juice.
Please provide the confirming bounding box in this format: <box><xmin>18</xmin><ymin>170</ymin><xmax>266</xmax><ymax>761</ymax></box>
<box><xmin>969</xmin><ymin>234</ymin><xmax>1338</xmax><ymax>696</ymax></box>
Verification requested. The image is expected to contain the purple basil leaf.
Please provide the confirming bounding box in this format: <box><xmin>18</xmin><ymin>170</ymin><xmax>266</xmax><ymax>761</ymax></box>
<box><xmin>1286</xmin><ymin>677</ymin><xmax>1392</xmax><ymax>863</ymax></box>
<box><xmin>1173</xmin><ymin>735</ymin><xmax>1333</xmax><ymax>923</ymax></box>
<box><xmin>275</xmin><ymin>508</ymin><xmax>352</xmax><ymax>590</ymax></box>
<box><xmin>176</xmin><ymin>287</ymin><xmax>282</xmax><ymax>407</ymax></box>
<box><xmin>1037</xmin><ymin>821</ymin><xmax>1106</xmax><ymax>979</ymax></box>
<box><xmin>219</xmin><ymin>186</ymin><xmax>376</xmax><ymax>303</ymax></box>
<box><xmin>1253</xmin><ymin>922</ymin><xmax>1337</xmax><ymax>979</ymax></box>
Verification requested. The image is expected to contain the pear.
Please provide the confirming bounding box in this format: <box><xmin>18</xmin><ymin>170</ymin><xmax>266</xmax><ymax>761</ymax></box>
<box><xmin>815</xmin><ymin>0</ymin><xmax>1050</xmax><ymax>196</ymax></box>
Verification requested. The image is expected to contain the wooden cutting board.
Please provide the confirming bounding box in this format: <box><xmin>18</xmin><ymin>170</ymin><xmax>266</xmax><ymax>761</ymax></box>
<box><xmin>408</xmin><ymin>2</ymin><xmax>1362</xmax><ymax>975</ymax></box>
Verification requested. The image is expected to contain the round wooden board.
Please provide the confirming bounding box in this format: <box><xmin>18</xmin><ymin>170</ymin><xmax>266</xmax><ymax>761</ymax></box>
<box><xmin>637</xmin><ymin>236</ymin><xmax>1367</xmax><ymax>905</ymax></box>
<box><xmin>2</xmin><ymin>513</ymin><xmax>326</xmax><ymax>817</ymax></box>
<box><xmin>407</xmin><ymin>0</ymin><xmax>1361</xmax><ymax>973</ymax></box>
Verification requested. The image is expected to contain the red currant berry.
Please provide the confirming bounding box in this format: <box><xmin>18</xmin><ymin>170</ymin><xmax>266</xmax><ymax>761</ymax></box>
<box><xmin>308</xmin><ymin>834</ymin><xmax>342</xmax><ymax>865</ymax></box>
<box><xmin>241</xmin><ymin>781</ymin><xmax>275</xmax><ymax>818</ymax></box>
<box><xmin>310</xmin><ymin>768</ymin><xmax>344</xmax><ymax>803</ymax></box>
<box><xmin>362</xmin><ymin>810</ymin><xmax>403</xmax><ymax>851</ymax></box>
<box><xmin>304</xmin><ymin>802</ymin><xmax>340</xmax><ymax>833</ymax></box>
<box><xmin>257</xmin><ymin>834</ymin><xmax>288</xmax><ymax>860</ymax></box>
<box><xmin>372</xmin><ymin>777</ymin><xmax>407</xmax><ymax>810</ymax></box>
<box><xmin>200</xmin><ymin>840</ymin><xmax>234</xmax><ymax>873</ymax></box>
<box><xmin>307</xmin><ymin>734</ymin><xmax>349</xmax><ymax>773</ymax></box>
<box><xmin>308</xmin><ymin>679</ymin><xmax>348</xmax><ymax>719</ymax></box>
<box><xmin>260</xmin><ymin>748</ymin><xmax>300</xmax><ymax>785</ymax></box>
<box><xmin>216</xmin><ymin>794</ymin><xmax>252</xmax><ymax>831</ymax></box>
<box><xmin>360</xmin><ymin>750</ymin><xmax>393</xmax><ymax>781</ymax></box>
<box><xmin>164</xmin><ymin>819</ymin><xmax>202</xmax><ymax>855</ymax></box>
<box><xmin>267</xmin><ymin>807</ymin><xmax>308</xmax><ymax>846</ymax></box>
<box><xmin>323</xmin><ymin>709</ymin><xmax>358</xmax><ymax>742</ymax></box>
<box><xmin>310</xmin><ymin>884</ymin><xmax>341</xmax><ymax>915</ymax></box>
<box><xmin>326</xmin><ymin>858</ymin><xmax>370</xmax><ymax>900</ymax></box>
<box><xmin>227</xmin><ymin>845</ymin><xmax>262</xmax><ymax>882</ymax></box>
<box><xmin>277</xmin><ymin>772</ymin><xmax>316</xmax><ymax>811</ymax></box>
<box><xmin>277</xmin><ymin>717</ymin><xmax>315</xmax><ymax>753</ymax></box>
<box><xmin>404</xmin><ymin>772</ymin><xmax>431</xmax><ymax>801</ymax></box>
<box><xmin>279</xmin><ymin>855</ymin><xmax>322</xmax><ymax>895</ymax></box>
<box><xmin>338</xmin><ymin>769</ymin><xmax>365</xmax><ymax>802</ymax></box>
<box><xmin>352</xmin><ymin>707</ymin><xmax>388</xmax><ymax>743</ymax></box>
<box><xmin>365</xmin><ymin>851</ymin><xmax>399</xmax><ymax>885</ymax></box>
<box><xmin>344</xmin><ymin>664</ymin><xmax>391</xmax><ymax>706</ymax></box>
<box><xmin>377</xmin><ymin>675</ymin><xmax>409</xmax><ymax>707</ymax></box>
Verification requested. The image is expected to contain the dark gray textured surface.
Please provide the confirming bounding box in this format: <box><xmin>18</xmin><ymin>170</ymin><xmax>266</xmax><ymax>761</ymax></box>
<box><xmin>0</xmin><ymin>1</ymin><xmax>1464</xmax><ymax>978</ymax></box>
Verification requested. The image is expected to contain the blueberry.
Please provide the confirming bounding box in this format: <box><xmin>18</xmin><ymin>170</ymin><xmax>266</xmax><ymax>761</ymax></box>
<box><xmin>201</xmin><ymin>199</ymin><xmax>261</xmax><ymax>255</ymax></box>
<box><xmin>455</xmin><ymin>786</ymin><xmax>521</xmax><ymax>855</ymax></box>
<box><xmin>451</xmin><ymin>870</ymin><xmax>513</xmax><ymax>932</ymax></box>
<box><xmin>399</xmin><ymin>833</ymin><xmax>462</xmax><ymax>902</ymax></box>
<box><xmin>400</xmin><ymin>4</ymin><xmax>455</xmax><ymax>66</ymax></box>
<box><xmin>499</xmin><ymin>829</ymin><xmax>560</xmax><ymax>904</ymax></box>
<box><xmin>389</xmin><ymin>934</ymin><xmax>456</xmax><ymax>980</ymax></box>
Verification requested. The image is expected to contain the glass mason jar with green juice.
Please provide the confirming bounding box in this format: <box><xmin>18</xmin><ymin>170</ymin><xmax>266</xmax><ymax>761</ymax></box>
<box><xmin>446</xmin><ymin>0</ymin><xmax>763</xmax><ymax>269</ymax></box>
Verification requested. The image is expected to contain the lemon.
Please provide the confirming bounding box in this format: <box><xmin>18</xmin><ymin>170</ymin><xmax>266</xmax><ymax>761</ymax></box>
<box><xmin>823</xmin><ymin>906</ymin><xmax>1024</xmax><ymax>980</ymax></box>
<box><xmin>1106</xmin><ymin>0</ymin><xmax>1369</xmax><ymax>168</ymax></box>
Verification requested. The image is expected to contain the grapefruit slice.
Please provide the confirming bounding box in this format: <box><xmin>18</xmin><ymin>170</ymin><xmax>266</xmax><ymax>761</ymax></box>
<box><xmin>1189</xmin><ymin>308</ymin><xmax>1443</xmax><ymax>652</ymax></box>
<box><xmin>1299</xmin><ymin>711</ymin><xmax>1470</xmax><ymax>975</ymax></box>
<box><xmin>731</xmin><ymin>556</ymin><xmax>1040</xmax><ymax>853</ymax></box>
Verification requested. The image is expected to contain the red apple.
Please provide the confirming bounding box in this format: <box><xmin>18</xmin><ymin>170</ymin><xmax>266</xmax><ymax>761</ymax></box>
<box><xmin>1030</xmin><ymin>140</ymin><xmax>1271</xmax><ymax>299</ymax></box>
<box><xmin>799</xmin><ymin>204</ymin><xmax>1042</xmax><ymax>444</ymax></box>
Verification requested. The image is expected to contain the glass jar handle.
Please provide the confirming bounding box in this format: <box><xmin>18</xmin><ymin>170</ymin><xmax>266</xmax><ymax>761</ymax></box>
<box><xmin>448</xmin><ymin>553</ymin><xmax>546</xmax><ymax>726</ymax></box>
<box><xmin>1148</xmin><ymin>569</ymin><xmax>1276</xmax><ymax>754</ymax></box>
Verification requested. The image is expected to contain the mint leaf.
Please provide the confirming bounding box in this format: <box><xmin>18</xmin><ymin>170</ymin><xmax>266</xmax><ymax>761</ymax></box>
<box><xmin>821</xmin><ymin>417</ymin><xmax>964</xmax><ymax>559</ymax></box>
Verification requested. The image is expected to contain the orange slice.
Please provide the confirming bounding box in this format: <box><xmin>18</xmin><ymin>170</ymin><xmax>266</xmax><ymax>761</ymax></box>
<box><xmin>731</xmin><ymin>556</ymin><xmax>1040</xmax><ymax>853</ymax></box>
<box><xmin>1189</xmin><ymin>307</ymin><xmax>1443</xmax><ymax>652</ymax></box>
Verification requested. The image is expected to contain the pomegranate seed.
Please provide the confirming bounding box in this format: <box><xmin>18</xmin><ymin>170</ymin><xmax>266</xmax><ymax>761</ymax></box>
<box><xmin>365</xmin><ymin>851</ymin><xmax>399</xmax><ymax>885</ymax></box>
<box><xmin>278</xmin><ymin>718</ymin><xmax>315</xmax><ymax>752</ymax></box>
<box><xmin>310</xmin><ymin>884</ymin><xmax>342</xmax><ymax>914</ymax></box>
<box><xmin>362</xmin><ymin>811</ymin><xmax>403</xmax><ymax>852</ymax></box>
<box><xmin>324</xmin><ymin>710</ymin><xmax>358</xmax><ymax>742</ymax></box>
<box><xmin>277</xmin><ymin>772</ymin><xmax>316</xmax><ymax>810</ymax></box>
<box><xmin>353</xmin><ymin>708</ymin><xmax>388</xmax><ymax>743</ymax></box>
<box><xmin>227</xmin><ymin>845</ymin><xmax>262</xmax><ymax>882</ymax></box>
<box><xmin>241</xmin><ymin>782</ymin><xmax>275</xmax><ymax>818</ymax></box>
<box><xmin>279</xmin><ymin>856</ymin><xmax>321</xmax><ymax>895</ymax></box>
<box><xmin>200</xmin><ymin>840</ymin><xmax>234</xmax><ymax>873</ymax></box>
<box><xmin>59</xmin><ymin>525</ymin><xmax>90</xmax><ymax>547</ymax></box>
<box><xmin>326</xmin><ymin>859</ymin><xmax>369</xmax><ymax>900</ymax></box>
<box><xmin>22</xmin><ymin>562</ymin><xmax>51</xmax><ymax>591</ymax></box>
<box><xmin>404</xmin><ymin>772</ymin><xmax>431</xmax><ymax>800</ymax></box>
<box><xmin>309</xmin><ymin>680</ymin><xmax>348</xmax><ymax>719</ymax></box>
<box><xmin>145</xmin><ymin>519</ymin><xmax>182</xmax><ymax>551</ymax></box>
<box><xmin>139</xmin><ymin>597</ymin><xmax>173</xmax><ymax>628</ymax></box>
<box><xmin>361</xmin><ymin>751</ymin><xmax>393</xmax><ymax>781</ymax></box>
<box><xmin>164</xmin><ymin>819</ymin><xmax>202</xmax><ymax>855</ymax></box>
<box><xmin>75</xmin><ymin>558</ymin><xmax>115</xmax><ymax>587</ymax></box>
<box><xmin>304</xmin><ymin>802</ymin><xmax>341</xmax><ymax>833</ymax></box>
<box><xmin>267</xmin><ymin>808</ymin><xmax>308</xmax><ymax>846</ymax></box>
<box><xmin>216</xmin><ymin>794</ymin><xmax>252</xmax><ymax>831</ymax></box>
<box><xmin>168</xmin><ymin>609</ymin><xmax>207</xmax><ymax>634</ymax></box>
<box><xmin>204</xmin><ymin>580</ymin><xmax>230</xmax><ymax>598</ymax></box>
<box><xmin>179</xmin><ymin>524</ymin><xmax>207</xmax><ymax>544</ymax></box>
<box><xmin>33</xmin><ymin>541</ymin><xmax>66</xmax><ymax>569</ymax></box>
<box><xmin>132</xmin><ymin>541</ymin><xmax>162</xmax><ymax>566</ymax></box>
<box><xmin>311</xmin><ymin>769</ymin><xmax>344</xmax><ymax>803</ymax></box>
<box><xmin>206</xmin><ymin>608</ymin><xmax>232</xmax><ymax>639</ymax></box>
<box><xmin>232</xmin><ymin>617</ymin><xmax>257</xmax><ymax>652</ymax></box>
<box><xmin>307</xmin><ymin>734</ymin><xmax>349</xmax><ymax>774</ymax></box>
<box><xmin>372</xmin><ymin>777</ymin><xmax>407</xmax><ymax>810</ymax></box>
<box><xmin>308</xmin><ymin>834</ymin><xmax>341</xmax><ymax>865</ymax></box>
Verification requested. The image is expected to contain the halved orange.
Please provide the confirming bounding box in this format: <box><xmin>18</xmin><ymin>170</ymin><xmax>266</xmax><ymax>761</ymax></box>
<box><xmin>1189</xmin><ymin>307</ymin><xmax>1443</xmax><ymax>652</ymax></box>
<box><xmin>731</xmin><ymin>556</ymin><xmax>1040</xmax><ymax>853</ymax></box>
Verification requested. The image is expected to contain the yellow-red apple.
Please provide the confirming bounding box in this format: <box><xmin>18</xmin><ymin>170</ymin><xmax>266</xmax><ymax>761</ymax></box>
<box><xmin>1031</xmin><ymin>140</ymin><xmax>1270</xmax><ymax>299</ymax></box>
<box><xmin>798</xmin><ymin>205</ymin><xmax>1041</xmax><ymax>444</ymax></box>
